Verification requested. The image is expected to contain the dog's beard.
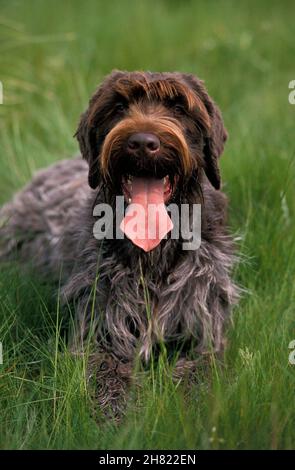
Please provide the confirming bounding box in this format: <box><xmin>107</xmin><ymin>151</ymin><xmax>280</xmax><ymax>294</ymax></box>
<box><xmin>119</xmin><ymin>175</ymin><xmax>174</xmax><ymax>252</ymax></box>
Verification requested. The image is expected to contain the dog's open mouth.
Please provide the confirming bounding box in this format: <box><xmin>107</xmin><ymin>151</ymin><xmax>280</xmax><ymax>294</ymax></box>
<box><xmin>121</xmin><ymin>174</ymin><xmax>175</xmax><ymax>205</ymax></box>
<box><xmin>120</xmin><ymin>174</ymin><xmax>177</xmax><ymax>252</ymax></box>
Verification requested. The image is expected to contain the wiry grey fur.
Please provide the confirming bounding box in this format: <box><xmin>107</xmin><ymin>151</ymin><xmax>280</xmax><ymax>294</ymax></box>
<box><xmin>0</xmin><ymin>71</ymin><xmax>239</xmax><ymax>418</ymax></box>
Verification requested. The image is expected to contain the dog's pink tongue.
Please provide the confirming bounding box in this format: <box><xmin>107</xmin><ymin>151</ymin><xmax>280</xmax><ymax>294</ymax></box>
<box><xmin>120</xmin><ymin>177</ymin><xmax>173</xmax><ymax>252</ymax></box>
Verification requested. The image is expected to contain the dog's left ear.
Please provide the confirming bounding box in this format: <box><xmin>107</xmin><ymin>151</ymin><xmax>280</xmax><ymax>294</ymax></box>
<box><xmin>202</xmin><ymin>99</ymin><xmax>228</xmax><ymax>190</ymax></box>
<box><xmin>182</xmin><ymin>74</ymin><xmax>228</xmax><ymax>190</ymax></box>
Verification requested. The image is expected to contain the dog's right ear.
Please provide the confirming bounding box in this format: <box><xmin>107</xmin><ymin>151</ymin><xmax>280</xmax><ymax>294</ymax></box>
<box><xmin>75</xmin><ymin>108</ymin><xmax>100</xmax><ymax>189</ymax></box>
<box><xmin>75</xmin><ymin>70</ymin><xmax>126</xmax><ymax>189</ymax></box>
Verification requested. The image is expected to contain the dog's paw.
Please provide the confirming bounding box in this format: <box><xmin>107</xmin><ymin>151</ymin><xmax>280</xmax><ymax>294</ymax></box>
<box><xmin>87</xmin><ymin>352</ymin><xmax>133</xmax><ymax>421</ymax></box>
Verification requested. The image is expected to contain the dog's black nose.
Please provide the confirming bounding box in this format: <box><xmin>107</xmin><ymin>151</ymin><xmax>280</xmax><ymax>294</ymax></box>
<box><xmin>127</xmin><ymin>133</ymin><xmax>160</xmax><ymax>153</ymax></box>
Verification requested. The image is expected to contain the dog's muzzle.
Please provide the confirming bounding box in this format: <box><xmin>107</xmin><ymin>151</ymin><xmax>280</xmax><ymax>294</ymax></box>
<box><xmin>100</xmin><ymin>116</ymin><xmax>189</xmax><ymax>252</ymax></box>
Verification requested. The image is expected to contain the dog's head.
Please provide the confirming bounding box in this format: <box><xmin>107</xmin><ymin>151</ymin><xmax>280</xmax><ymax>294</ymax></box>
<box><xmin>75</xmin><ymin>70</ymin><xmax>227</xmax><ymax>201</ymax></box>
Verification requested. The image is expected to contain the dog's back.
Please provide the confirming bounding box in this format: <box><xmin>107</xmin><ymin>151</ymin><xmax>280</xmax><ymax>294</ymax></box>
<box><xmin>0</xmin><ymin>158</ymin><xmax>90</xmax><ymax>278</ymax></box>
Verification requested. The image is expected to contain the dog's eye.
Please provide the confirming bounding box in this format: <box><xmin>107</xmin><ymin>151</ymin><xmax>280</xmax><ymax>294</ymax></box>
<box><xmin>173</xmin><ymin>104</ymin><xmax>185</xmax><ymax>115</ymax></box>
<box><xmin>114</xmin><ymin>102</ymin><xmax>126</xmax><ymax>113</ymax></box>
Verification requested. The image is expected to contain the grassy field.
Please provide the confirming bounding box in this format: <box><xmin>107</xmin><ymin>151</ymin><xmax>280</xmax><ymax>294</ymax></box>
<box><xmin>0</xmin><ymin>0</ymin><xmax>295</xmax><ymax>450</ymax></box>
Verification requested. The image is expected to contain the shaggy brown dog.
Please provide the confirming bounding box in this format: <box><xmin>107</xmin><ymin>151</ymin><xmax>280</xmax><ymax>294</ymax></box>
<box><xmin>0</xmin><ymin>71</ymin><xmax>239</xmax><ymax>418</ymax></box>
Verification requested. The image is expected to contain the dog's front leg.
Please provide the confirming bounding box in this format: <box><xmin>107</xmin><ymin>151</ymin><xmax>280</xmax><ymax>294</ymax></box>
<box><xmin>172</xmin><ymin>355</ymin><xmax>213</xmax><ymax>384</ymax></box>
<box><xmin>62</xmin><ymin>281</ymin><xmax>135</xmax><ymax>420</ymax></box>
<box><xmin>86</xmin><ymin>350</ymin><xmax>134</xmax><ymax>421</ymax></box>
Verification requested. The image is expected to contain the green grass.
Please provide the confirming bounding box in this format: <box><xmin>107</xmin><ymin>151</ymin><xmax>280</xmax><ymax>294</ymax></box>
<box><xmin>1</xmin><ymin>0</ymin><xmax>295</xmax><ymax>450</ymax></box>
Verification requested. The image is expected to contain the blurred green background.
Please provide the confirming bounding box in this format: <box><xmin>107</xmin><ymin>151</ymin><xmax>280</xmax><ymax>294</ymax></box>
<box><xmin>0</xmin><ymin>0</ymin><xmax>295</xmax><ymax>450</ymax></box>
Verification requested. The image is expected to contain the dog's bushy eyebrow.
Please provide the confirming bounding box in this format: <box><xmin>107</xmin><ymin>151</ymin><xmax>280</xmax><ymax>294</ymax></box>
<box><xmin>113</xmin><ymin>75</ymin><xmax>208</xmax><ymax>116</ymax></box>
<box><xmin>85</xmin><ymin>72</ymin><xmax>212</xmax><ymax>139</ymax></box>
<box><xmin>87</xmin><ymin>91</ymin><xmax>127</xmax><ymax>126</ymax></box>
